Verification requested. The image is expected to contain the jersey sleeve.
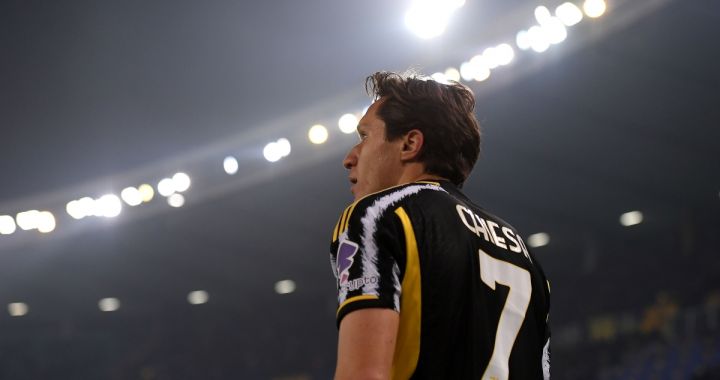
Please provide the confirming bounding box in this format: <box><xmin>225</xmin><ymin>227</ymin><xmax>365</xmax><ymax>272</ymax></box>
<box><xmin>330</xmin><ymin>201</ymin><xmax>406</xmax><ymax>327</ymax></box>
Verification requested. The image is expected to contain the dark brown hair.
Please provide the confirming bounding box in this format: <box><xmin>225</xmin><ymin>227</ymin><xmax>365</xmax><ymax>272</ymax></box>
<box><xmin>365</xmin><ymin>71</ymin><xmax>481</xmax><ymax>187</ymax></box>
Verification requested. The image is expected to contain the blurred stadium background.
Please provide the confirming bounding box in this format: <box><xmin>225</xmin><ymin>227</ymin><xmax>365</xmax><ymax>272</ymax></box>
<box><xmin>1</xmin><ymin>0</ymin><xmax>719</xmax><ymax>379</ymax></box>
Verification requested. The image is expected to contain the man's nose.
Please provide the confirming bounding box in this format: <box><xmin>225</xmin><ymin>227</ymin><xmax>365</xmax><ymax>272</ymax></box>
<box><xmin>343</xmin><ymin>148</ymin><xmax>357</xmax><ymax>170</ymax></box>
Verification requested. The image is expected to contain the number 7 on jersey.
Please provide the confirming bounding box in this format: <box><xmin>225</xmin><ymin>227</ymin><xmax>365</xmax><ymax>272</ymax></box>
<box><xmin>478</xmin><ymin>249</ymin><xmax>532</xmax><ymax>380</ymax></box>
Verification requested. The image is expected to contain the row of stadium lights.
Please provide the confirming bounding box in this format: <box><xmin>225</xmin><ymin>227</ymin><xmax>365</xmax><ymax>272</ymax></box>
<box><xmin>0</xmin><ymin>173</ymin><xmax>192</xmax><ymax>236</ymax></box>
<box><xmin>0</xmin><ymin>1</ymin><xmax>610</xmax><ymax>243</ymax></box>
<box><xmin>251</xmin><ymin>1</ymin><xmax>608</xmax><ymax>166</ymax></box>
<box><xmin>4</xmin><ymin>280</ymin><xmax>297</xmax><ymax>318</ymax></box>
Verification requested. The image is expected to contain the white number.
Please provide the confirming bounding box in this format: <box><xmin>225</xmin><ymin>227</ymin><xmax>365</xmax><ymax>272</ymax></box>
<box><xmin>479</xmin><ymin>249</ymin><xmax>532</xmax><ymax>380</ymax></box>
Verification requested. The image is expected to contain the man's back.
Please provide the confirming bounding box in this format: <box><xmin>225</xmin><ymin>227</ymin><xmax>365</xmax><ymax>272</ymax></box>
<box><xmin>330</xmin><ymin>180</ymin><xmax>550</xmax><ymax>379</ymax></box>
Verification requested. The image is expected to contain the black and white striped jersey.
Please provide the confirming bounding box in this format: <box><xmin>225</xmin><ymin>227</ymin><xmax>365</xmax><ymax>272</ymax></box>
<box><xmin>330</xmin><ymin>180</ymin><xmax>551</xmax><ymax>380</ymax></box>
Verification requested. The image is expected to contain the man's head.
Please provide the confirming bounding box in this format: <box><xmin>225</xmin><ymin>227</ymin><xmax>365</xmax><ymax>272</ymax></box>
<box><xmin>343</xmin><ymin>71</ymin><xmax>481</xmax><ymax>200</ymax></box>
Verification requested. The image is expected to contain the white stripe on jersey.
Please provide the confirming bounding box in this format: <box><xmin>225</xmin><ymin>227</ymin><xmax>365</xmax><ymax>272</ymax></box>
<box><xmin>359</xmin><ymin>184</ymin><xmax>447</xmax><ymax>297</ymax></box>
<box><xmin>542</xmin><ymin>338</ymin><xmax>551</xmax><ymax>380</ymax></box>
<box><xmin>392</xmin><ymin>262</ymin><xmax>401</xmax><ymax>310</ymax></box>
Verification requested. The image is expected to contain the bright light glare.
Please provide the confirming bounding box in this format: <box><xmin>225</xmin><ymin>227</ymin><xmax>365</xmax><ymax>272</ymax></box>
<box><xmin>459</xmin><ymin>61</ymin><xmax>475</xmax><ymax>81</ymax></box>
<box><xmin>527</xmin><ymin>232</ymin><xmax>550</xmax><ymax>248</ymax></box>
<box><xmin>98</xmin><ymin>298</ymin><xmax>120</xmax><ymax>312</ymax></box>
<box><xmin>542</xmin><ymin>17</ymin><xmax>568</xmax><ymax>44</ymax></box>
<box><xmin>157</xmin><ymin>178</ymin><xmax>175</xmax><ymax>197</ymax></box>
<box><xmin>534</xmin><ymin>6</ymin><xmax>553</xmax><ymax>25</ymax></box>
<box><xmin>338</xmin><ymin>113</ymin><xmax>358</xmax><ymax>134</ymax></box>
<box><xmin>494</xmin><ymin>43</ymin><xmax>515</xmax><ymax>66</ymax></box>
<box><xmin>37</xmin><ymin>211</ymin><xmax>56</xmax><ymax>233</ymax></box>
<box><xmin>482</xmin><ymin>47</ymin><xmax>500</xmax><ymax>69</ymax></box>
<box><xmin>583</xmin><ymin>0</ymin><xmax>606</xmax><ymax>18</ymax></box>
<box><xmin>444</xmin><ymin>67</ymin><xmax>461</xmax><ymax>82</ymax></box>
<box><xmin>469</xmin><ymin>55</ymin><xmax>491</xmax><ymax>82</ymax></box>
<box><xmin>121</xmin><ymin>187</ymin><xmax>143</xmax><ymax>206</ymax></box>
<box><xmin>405</xmin><ymin>2</ymin><xmax>451</xmax><ymax>39</ymax></box>
<box><xmin>8</xmin><ymin>303</ymin><xmax>28</xmax><ymax>317</ymax></box>
<box><xmin>620</xmin><ymin>211</ymin><xmax>643</xmax><ymax>227</ymax></box>
<box><xmin>275</xmin><ymin>279</ymin><xmax>296</xmax><ymax>294</ymax></box>
<box><xmin>308</xmin><ymin>124</ymin><xmax>329</xmax><ymax>145</ymax></box>
<box><xmin>188</xmin><ymin>290</ymin><xmax>209</xmax><ymax>305</ymax></box>
<box><xmin>173</xmin><ymin>172</ymin><xmax>191</xmax><ymax>193</ymax></box>
<box><xmin>97</xmin><ymin>194</ymin><xmax>122</xmax><ymax>218</ymax></box>
<box><xmin>516</xmin><ymin>30</ymin><xmax>531</xmax><ymax>50</ymax></box>
<box><xmin>431</xmin><ymin>72</ymin><xmax>449</xmax><ymax>84</ymax></box>
<box><xmin>138</xmin><ymin>184</ymin><xmax>154</xmax><ymax>203</ymax></box>
<box><xmin>78</xmin><ymin>197</ymin><xmax>96</xmax><ymax>218</ymax></box>
<box><xmin>276</xmin><ymin>138</ymin><xmax>291</xmax><ymax>157</ymax></box>
<box><xmin>0</xmin><ymin>215</ymin><xmax>16</xmax><ymax>235</ymax></box>
<box><xmin>16</xmin><ymin>210</ymin><xmax>40</xmax><ymax>231</ymax></box>
<box><xmin>224</xmin><ymin>156</ymin><xmax>239</xmax><ymax>175</ymax></box>
<box><xmin>528</xmin><ymin>25</ymin><xmax>550</xmax><ymax>53</ymax></box>
<box><xmin>263</xmin><ymin>138</ymin><xmax>291</xmax><ymax>163</ymax></box>
<box><xmin>168</xmin><ymin>193</ymin><xmax>185</xmax><ymax>208</ymax></box>
<box><xmin>556</xmin><ymin>2</ymin><xmax>583</xmax><ymax>26</ymax></box>
<box><xmin>263</xmin><ymin>142</ymin><xmax>283</xmax><ymax>162</ymax></box>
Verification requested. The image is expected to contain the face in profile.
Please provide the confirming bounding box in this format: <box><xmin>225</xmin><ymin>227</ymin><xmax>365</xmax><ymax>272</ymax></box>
<box><xmin>342</xmin><ymin>99</ymin><xmax>405</xmax><ymax>201</ymax></box>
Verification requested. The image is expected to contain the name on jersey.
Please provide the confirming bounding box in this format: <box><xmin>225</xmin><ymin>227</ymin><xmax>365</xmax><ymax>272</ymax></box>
<box><xmin>456</xmin><ymin>204</ymin><xmax>531</xmax><ymax>260</ymax></box>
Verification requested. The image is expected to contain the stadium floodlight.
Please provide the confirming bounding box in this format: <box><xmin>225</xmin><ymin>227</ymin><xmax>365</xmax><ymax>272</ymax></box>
<box><xmin>459</xmin><ymin>61</ymin><xmax>475</xmax><ymax>82</ymax></box>
<box><xmin>469</xmin><ymin>55</ymin><xmax>491</xmax><ymax>82</ymax></box>
<box><xmin>542</xmin><ymin>17</ymin><xmax>568</xmax><ymax>44</ymax></box>
<box><xmin>482</xmin><ymin>47</ymin><xmax>500</xmax><ymax>69</ymax></box>
<box><xmin>338</xmin><ymin>113</ymin><xmax>358</xmax><ymax>134</ymax></box>
<box><xmin>620</xmin><ymin>211</ymin><xmax>643</xmax><ymax>227</ymax></box>
<box><xmin>223</xmin><ymin>156</ymin><xmax>239</xmax><ymax>175</ymax></box>
<box><xmin>263</xmin><ymin>142</ymin><xmax>282</xmax><ymax>162</ymax></box>
<box><xmin>493</xmin><ymin>43</ymin><xmax>515</xmax><ymax>66</ymax></box>
<box><xmin>121</xmin><ymin>187</ymin><xmax>143</xmax><ymax>206</ymax></box>
<box><xmin>528</xmin><ymin>25</ymin><xmax>550</xmax><ymax>53</ymax></box>
<box><xmin>583</xmin><ymin>0</ymin><xmax>606</xmax><ymax>18</ymax></box>
<box><xmin>431</xmin><ymin>72</ymin><xmax>449</xmax><ymax>84</ymax></box>
<box><xmin>527</xmin><ymin>232</ymin><xmax>550</xmax><ymax>248</ymax></box>
<box><xmin>0</xmin><ymin>215</ymin><xmax>16</xmax><ymax>235</ymax></box>
<box><xmin>534</xmin><ymin>6</ymin><xmax>553</xmax><ymax>25</ymax></box>
<box><xmin>556</xmin><ymin>2</ymin><xmax>583</xmax><ymax>26</ymax></box>
<box><xmin>157</xmin><ymin>178</ymin><xmax>175</xmax><ymax>197</ymax></box>
<box><xmin>308</xmin><ymin>124</ymin><xmax>329</xmax><ymax>145</ymax></box>
<box><xmin>8</xmin><ymin>303</ymin><xmax>28</xmax><ymax>317</ymax></box>
<box><xmin>405</xmin><ymin>1</ymin><xmax>450</xmax><ymax>39</ymax></box>
<box><xmin>37</xmin><ymin>211</ymin><xmax>56</xmax><ymax>233</ymax></box>
<box><xmin>167</xmin><ymin>193</ymin><xmax>185</xmax><ymax>208</ymax></box>
<box><xmin>138</xmin><ymin>184</ymin><xmax>155</xmax><ymax>202</ymax></box>
<box><xmin>172</xmin><ymin>172</ymin><xmax>191</xmax><ymax>193</ymax></box>
<box><xmin>187</xmin><ymin>290</ymin><xmax>209</xmax><ymax>305</ymax></box>
<box><xmin>16</xmin><ymin>210</ymin><xmax>40</xmax><ymax>231</ymax></box>
<box><xmin>98</xmin><ymin>298</ymin><xmax>120</xmax><ymax>312</ymax></box>
<box><xmin>97</xmin><ymin>194</ymin><xmax>122</xmax><ymax>218</ymax></box>
<box><xmin>78</xmin><ymin>197</ymin><xmax>96</xmax><ymax>218</ymax></box>
<box><xmin>274</xmin><ymin>279</ymin><xmax>296</xmax><ymax>295</ymax></box>
<box><xmin>444</xmin><ymin>67</ymin><xmax>461</xmax><ymax>82</ymax></box>
<box><xmin>276</xmin><ymin>138</ymin><xmax>291</xmax><ymax>157</ymax></box>
<box><xmin>516</xmin><ymin>30</ymin><xmax>531</xmax><ymax>50</ymax></box>
<box><xmin>66</xmin><ymin>200</ymin><xmax>82</xmax><ymax>220</ymax></box>
<box><xmin>263</xmin><ymin>138</ymin><xmax>292</xmax><ymax>162</ymax></box>
<box><xmin>404</xmin><ymin>0</ymin><xmax>465</xmax><ymax>39</ymax></box>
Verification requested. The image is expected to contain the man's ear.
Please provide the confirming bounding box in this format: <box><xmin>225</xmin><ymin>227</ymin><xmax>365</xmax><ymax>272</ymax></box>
<box><xmin>400</xmin><ymin>129</ymin><xmax>424</xmax><ymax>161</ymax></box>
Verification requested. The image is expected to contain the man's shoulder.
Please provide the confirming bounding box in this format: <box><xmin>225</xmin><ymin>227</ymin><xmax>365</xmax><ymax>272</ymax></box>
<box><xmin>351</xmin><ymin>181</ymin><xmax>450</xmax><ymax>217</ymax></box>
<box><xmin>332</xmin><ymin>182</ymin><xmax>450</xmax><ymax>243</ymax></box>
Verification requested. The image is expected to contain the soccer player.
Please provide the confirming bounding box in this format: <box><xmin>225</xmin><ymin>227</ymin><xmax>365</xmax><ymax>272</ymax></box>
<box><xmin>329</xmin><ymin>71</ymin><xmax>551</xmax><ymax>379</ymax></box>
